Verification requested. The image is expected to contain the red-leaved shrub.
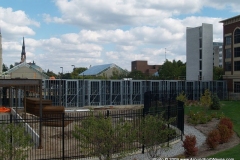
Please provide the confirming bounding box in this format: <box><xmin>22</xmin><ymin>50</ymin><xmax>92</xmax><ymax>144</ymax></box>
<box><xmin>218</xmin><ymin>124</ymin><xmax>231</xmax><ymax>143</ymax></box>
<box><xmin>219</xmin><ymin>117</ymin><xmax>234</xmax><ymax>136</ymax></box>
<box><xmin>182</xmin><ymin>134</ymin><xmax>198</xmax><ymax>157</ymax></box>
<box><xmin>206</xmin><ymin>129</ymin><xmax>221</xmax><ymax>149</ymax></box>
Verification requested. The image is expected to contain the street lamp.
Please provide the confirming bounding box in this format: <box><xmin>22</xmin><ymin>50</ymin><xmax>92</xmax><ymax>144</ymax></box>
<box><xmin>59</xmin><ymin>67</ymin><xmax>63</xmax><ymax>105</ymax></box>
<box><xmin>71</xmin><ymin>65</ymin><xmax>75</xmax><ymax>70</ymax></box>
<box><xmin>60</xmin><ymin>67</ymin><xmax>63</xmax><ymax>79</ymax></box>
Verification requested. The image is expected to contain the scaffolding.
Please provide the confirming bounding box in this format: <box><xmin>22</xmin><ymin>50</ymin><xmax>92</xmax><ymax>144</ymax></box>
<box><xmin>42</xmin><ymin>79</ymin><xmax>228</xmax><ymax>107</ymax></box>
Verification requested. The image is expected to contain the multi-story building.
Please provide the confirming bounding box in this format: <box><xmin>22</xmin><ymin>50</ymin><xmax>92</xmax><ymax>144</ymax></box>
<box><xmin>131</xmin><ymin>60</ymin><xmax>161</xmax><ymax>76</ymax></box>
<box><xmin>213</xmin><ymin>42</ymin><xmax>223</xmax><ymax>68</ymax></box>
<box><xmin>220</xmin><ymin>15</ymin><xmax>240</xmax><ymax>93</ymax></box>
<box><xmin>186</xmin><ymin>23</ymin><xmax>213</xmax><ymax>81</ymax></box>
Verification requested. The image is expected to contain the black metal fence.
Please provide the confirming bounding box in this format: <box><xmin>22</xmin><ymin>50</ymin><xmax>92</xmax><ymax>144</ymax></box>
<box><xmin>143</xmin><ymin>91</ymin><xmax>184</xmax><ymax>138</ymax></box>
<box><xmin>0</xmin><ymin>103</ymin><xmax>183</xmax><ymax>159</ymax></box>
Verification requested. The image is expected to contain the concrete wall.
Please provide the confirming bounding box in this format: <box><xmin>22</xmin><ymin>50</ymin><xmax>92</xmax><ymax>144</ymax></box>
<box><xmin>186</xmin><ymin>27</ymin><xmax>200</xmax><ymax>80</ymax></box>
<box><xmin>202</xmin><ymin>23</ymin><xmax>213</xmax><ymax>81</ymax></box>
<box><xmin>186</xmin><ymin>23</ymin><xmax>213</xmax><ymax>81</ymax></box>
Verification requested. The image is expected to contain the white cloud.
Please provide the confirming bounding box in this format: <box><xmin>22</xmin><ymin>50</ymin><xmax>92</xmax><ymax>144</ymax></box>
<box><xmin>0</xmin><ymin>7</ymin><xmax>39</xmax><ymax>39</ymax></box>
<box><xmin>46</xmin><ymin>0</ymin><xmax>203</xmax><ymax>29</ymax></box>
<box><xmin>3</xmin><ymin>0</ymin><xmax>240</xmax><ymax>73</ymax></box>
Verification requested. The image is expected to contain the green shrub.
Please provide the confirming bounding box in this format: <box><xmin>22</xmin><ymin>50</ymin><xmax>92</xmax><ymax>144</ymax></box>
<box><xmin>176</xmin><ymin>91</ymin><xmax>187</xmax><ymax>104</ymax></box>
<box><xmin>187</xmin><ymin>111</ymin><xmax>212</xmax><ymax>125</ymax></box>
<box><xmin>200</xmin><ymin>89</ymin><xmax>213</xmax><ymax>109</ymax></box>
<box><xmin>72</xmin><ymin>112</ymin><xmax>137</xmax><ymax>160</ymax></box>
<box><xmin>210</xmin><ymin>93</ymin><xmax>221</xmax><ymax>110</ymax></box>
<box><xmin>140</xmin><ymin>112</ymin><xmax>176</xmax><ymax>159</ymax></box>
<box><xmin>0</xmin><ymin>123</ymin><xmax>33</xmax><ymax>160</ymax></box>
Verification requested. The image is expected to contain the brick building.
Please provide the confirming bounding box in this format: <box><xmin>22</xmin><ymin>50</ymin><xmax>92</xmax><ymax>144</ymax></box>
<box><xmin>220</xmin><ymin>15</ymin><xmax>240</xmax><ymax>93</ymax></box>
<box><xmin>131</xmin><ymin>60</ymin><xmax>161</xmax><ymax>76</ymax></box>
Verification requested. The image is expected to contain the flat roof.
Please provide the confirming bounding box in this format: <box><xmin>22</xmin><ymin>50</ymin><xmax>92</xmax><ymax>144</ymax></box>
<box><xmin>0</xmin><ymin>79</ymin><xmax>41</xmax><ymax>87</ymax></box>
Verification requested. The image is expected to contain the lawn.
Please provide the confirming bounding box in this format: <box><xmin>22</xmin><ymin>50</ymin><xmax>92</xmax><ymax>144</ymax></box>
<box><xmin>185</xmin><ymin>101</ymin><xmax>240</xmax><ymax>158</ymax></box>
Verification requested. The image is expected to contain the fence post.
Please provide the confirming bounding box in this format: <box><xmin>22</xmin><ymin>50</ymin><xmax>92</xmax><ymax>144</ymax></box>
<box><xmin>106</xmin><ymin>110</ymin><xmax>110</xmax><ymax>159</ymax></box>
<box><xmin>143</xmin><ymin>91</ymin><xmax>151</xmax><ymax>115</ymax></box>
<box><xmin>141</xmin><ymin>108</ymin><xmax>145</xmax><ymax>154</ymax></box>
<box><xmin>10</xmin><ymin>114</ymin><xmax>13</xmax><ymax>160</ymax></box>
<box><xmin>62</xmin><ymin>113</ymin><xmax>65</xmax><ymax>160</ymax></box>
<box><xmin>167</xmin><ymin>104</ymin><xmax>170</xmax><ymax>147</ymax></box>
<box><xmin>177</xmin><ymin>100</ymin><xmax>184</xmax><ymax>140</ymax></box>
<box><xmin>142</xmin><ymin>91</ymin><xmax>152</xmax><ymax>154</ymax></box>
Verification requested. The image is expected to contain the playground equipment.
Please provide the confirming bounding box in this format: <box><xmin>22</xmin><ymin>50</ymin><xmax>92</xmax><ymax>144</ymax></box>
<box><xmin>0</xmin><ymin>106</ymin><xmax>11</xmax><ymax>113</ymax></box>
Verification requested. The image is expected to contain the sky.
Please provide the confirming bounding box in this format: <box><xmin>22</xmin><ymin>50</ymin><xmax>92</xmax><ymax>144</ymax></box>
<box><xmin>0</xmin><ymin>0</ymin><xmax>239</xmax><ymax>74</ymax></box>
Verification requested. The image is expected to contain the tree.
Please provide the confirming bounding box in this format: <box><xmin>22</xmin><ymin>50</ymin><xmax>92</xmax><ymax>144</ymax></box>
<box><xmin>110</xmin><ymin>70</ymin><xmax>128</xmax><ymax>80</ymax></box>
<box><xmin>140</xmin><ymin>113</ymin><xmax>176</xmax><ymax>159</ymax></box>
<box><xmin>72</xmin><ymin>112</ymin><xmax>137</xmax><ymax>160</ymax></box>
<box><xmin>158</xmin><ymin>60</ymin><xmax>186</xmax><ymax>80</ymax></box>
<box><xmin>0</xmin><ymin>123</ymin><xmax>33</xmax><ymax>160</ymax></box>
<box><xmin>10</xmin><ymin>64</ymin><xmax>14</xmax><ymax>69</ymax></box>
<box><xmin>2</xmin><ymin>63</ymin><xmax>8</xmax><ymax>72</ymax></box>
<box><xmin>213</xmin><ymin>66</ymin><xmax>224</xmax><ymax>80</ymax></box>
<box><xmin>45</xmin><ymin>70</ymin><xmax>58</xmax><ymax>78</ymax></box>
<box><xmin>71</xmin><ymin>67</ymin><xmax>87</xmax><ymax>79</ymax></box>
<box><xmin>127</xmin><ymin>70</ymin><xmax>146</xmax><ymax>80</ymax></box>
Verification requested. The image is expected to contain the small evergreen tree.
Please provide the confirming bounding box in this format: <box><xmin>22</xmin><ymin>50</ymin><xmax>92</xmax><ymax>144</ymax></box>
<box><xmin>210</xmin><ymin>93</ymin><xmax>221</xmax><ymax>110</ymax></box>
<box><xmin>200</xmin><ymin>89</ymin><xmax>212</xmax><ymax>110</ymax></box>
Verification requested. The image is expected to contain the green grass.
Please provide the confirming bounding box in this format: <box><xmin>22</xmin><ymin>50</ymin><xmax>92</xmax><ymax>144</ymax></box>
<box><xmin>184</xmin><ymin>101</ymin><xmax>240</xmax><ymax>158</ymax></box>
<box><xmin>207</xmin><ymin>144</ymin><xmax>240</xmax><ymax>158</ymax></box>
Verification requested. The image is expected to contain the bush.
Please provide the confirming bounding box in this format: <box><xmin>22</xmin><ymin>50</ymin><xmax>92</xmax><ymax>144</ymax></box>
<box><xmin>187</xmin><ymin>111</ymin><xmax>212</xmax><ymax>125</ymax></box>
<box><xmin>200</xmin><ymin>89</ymin><xmax>212</xmax><ymax>109</ymax></box>
<box><xmin>72</xmin><ymin>112</ymin><xmax>137</xmax><ymax>160</ymax></box>
<box><xmin>140</xmin><ymin>113</ymin><xmax>176</xmax><ymax>159</ymax></box>
<box><xmin>210</xmin><ymin>93</ymin><xmax>221</xmax><ymax>110</ymax></box>
<box><xmin>0</xmin><ymin>123</ymin><xmax>33</xmax><ymax>160</ymax></box>
<box><xmin>218</xmin><ymin>124</ymin><xmax>231</xmax><ymax>143</ymax></box>
<box><xmin>176</xmin><ymin>91</ymin><xmax>187</xmax><ymax>104</ymax></box>
<box><xmin>206</xmin><ymin>129</ymin><xmax>221</xmax><ymax>149</ymax></box>
<box><xmin>219</xmin><ymin>117</ymin><xmax>233</xmax><ymax>131</ymax></box>
<box><xmin>182</xmin><ymin>134</ymin><xmax>198</xmax><ymax>157</ymax></box>
<box><xmin>210</xmin><ymin>112</ymin><xmax>225</xmax><ymax>119</ymax></box>
<box><xmin>219</xmin><ymin>117</ymin><xmax>234</xmax><ymax>138</ymax></box>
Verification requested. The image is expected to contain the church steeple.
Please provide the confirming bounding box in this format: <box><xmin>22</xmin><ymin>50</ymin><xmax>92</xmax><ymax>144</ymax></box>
<box><xmin>0</xmin><ymin>28</ymin><xmax>2</xmax><ymax>75</ymax></box>
<box><xmin>21</xmin><ymin>37</ymin><xmax>26</xmax><ymax>63</ymax></box>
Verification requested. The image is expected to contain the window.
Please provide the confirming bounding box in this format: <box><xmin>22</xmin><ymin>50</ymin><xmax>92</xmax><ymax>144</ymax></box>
<box><xmin>199</xmin><ymin>27</ymin><xmax>202</xmax><ymax>37</ymax></box>
<box><xmin>199</xmin><ymin>50</ymin><xmax>202</xmax><ymax>59</ymax></box>
<box><xmin>234</xmin><ymin>47</ymin><xmax>240</xmax><ymax>57</ymax></box>
<box><xmin>199</xmin><ymin>39</ymin><xmax>202</xmax><ymax>48</ymax></box>
<box><xmin>234</xmin><ymin>28</ymin><xmax>240</xmax><ymax>44</ymax></box>
<box><xmin>225</xmin><ymin>62</ymin><xmax>231</xmax><ymax>71</ymax></box>
<box><xmin>234</xmin><ymin>82</ymin><xmax>240</xmax><ymax>93</ymax></box>
<box><xmin>199</xmin><ymin>72</ymin><xmax>202</xmax><ymax>80</ymax></box>
<box><xmin>225</xmin><ymin>49</ymin><xmax>231</xmax><ymax>58</ymax></box>
<box><xmin>225</xmin><ymin>36</ymin><xmax>232</xmax><ymax>45</ymax></box>
<box><xmin>234</xmin><ymin>61</ymin><xmax>240</xmax><ymax>71</ymax></box>
<box><xmin>199</xmin><ymin>61</ymin><xmax>202</xmax><ymax>70</ymax></box>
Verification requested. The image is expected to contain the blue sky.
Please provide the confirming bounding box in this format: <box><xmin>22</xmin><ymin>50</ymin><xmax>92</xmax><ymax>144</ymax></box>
<box><xmin>0</xmin><ymin>0</ymin><xmax>240</xmax><ymax>73</ymax></box>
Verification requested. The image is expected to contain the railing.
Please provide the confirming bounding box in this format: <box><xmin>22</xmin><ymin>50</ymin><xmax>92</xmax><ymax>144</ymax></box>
<box><xmin>0</xmin><ymin>104</ymin><xmax>183</xmax><ymax>159</ymax></box>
